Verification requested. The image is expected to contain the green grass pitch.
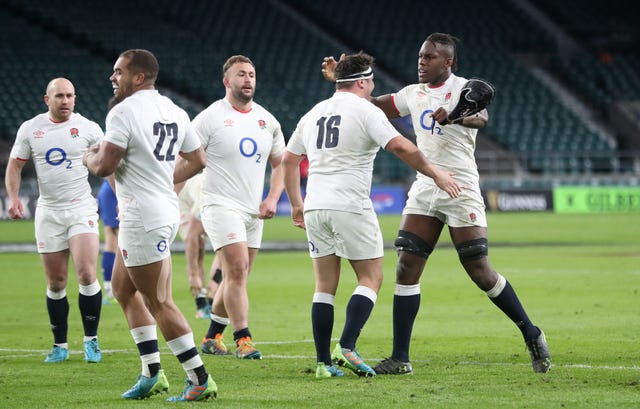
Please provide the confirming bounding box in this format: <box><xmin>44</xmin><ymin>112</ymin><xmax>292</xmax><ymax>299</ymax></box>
<box><xmin>0</xmin><ymin>213</ymin><xmax>638</xmax><ymax>408</ymax></box>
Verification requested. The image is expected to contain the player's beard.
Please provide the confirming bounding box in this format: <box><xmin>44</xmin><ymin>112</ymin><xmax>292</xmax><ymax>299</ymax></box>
<box><xmin>108</xmin><ymin>81</ymin><xmax>133</xmax><ymax>111</ymax></box>
<box><xmin>233</xmin><ymin>87</ymin><xmax>254</xmax><ymax>104</ymax></box>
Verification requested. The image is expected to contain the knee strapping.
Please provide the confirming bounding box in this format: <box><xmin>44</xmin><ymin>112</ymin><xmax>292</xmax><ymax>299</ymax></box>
<box><xmin>79</xmin><ymin>280</ymin><xmax>101</xmax><ymax>296</ymax></box>
<box><xmin>313</xmin><ymin>292</ymin><xmax>335</xmax><ymax>305</ymax></box>
<box><xmin>211</xmin><ymin>268</ymin><xmax>222</xmax><ymax>284</ymax></box>
<box><xmin>47</xmin><ymin>288</ymin><xmax>67</xmax><ymax>300</ymax></box>
<box><xmin>456</xmin><ymin>238</ymin><xmax>488</xmax><ymax>262</ymax></box>
<box><xmin>485</xmin><ymin>274</ymin><xmax>506</xmax><ymax>298</ymax></box>
<box><xmin>394</xmin><ymin>230</ymin><xmax>433</xmax><ymax>259</ymax></box>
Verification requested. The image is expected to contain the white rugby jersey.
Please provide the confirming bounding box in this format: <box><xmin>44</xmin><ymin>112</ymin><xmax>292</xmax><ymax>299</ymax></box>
<box><xmin>393</xmin><ymin>74</ymin><xmax>480</xmax><ymax>183</ymax></box>
<box><xmin>105</xmin><ymin>90</ymin><xmax>201</xmax><ymax>231</ymax></box>
<box><xmin>193</xmin><ymin>97</ymin><xmax>285</xmax><ymax>215</ymax></box>
<box><xmin>287</xmin><ymin>92</ymin><xmax>398</xmax><ymax>213</ymax></box>
<box><xmin>10</xmin><ymin>112</ymin><xmax>103</xmax><ymax>209</ymax></box>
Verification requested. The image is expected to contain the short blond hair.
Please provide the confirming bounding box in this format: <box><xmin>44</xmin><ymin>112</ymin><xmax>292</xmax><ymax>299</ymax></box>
<box><xmin>222</xmin><ymin>55</ymin><xmax>255</xmax><ymax>77</ymax></box>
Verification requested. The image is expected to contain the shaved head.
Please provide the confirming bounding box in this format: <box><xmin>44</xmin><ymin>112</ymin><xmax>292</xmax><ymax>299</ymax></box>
<box><xmin>46</xmin><ymin>78</ymin><xmax>75</xmax><ymax>96</ymax></box>
<box><xmin>44</xmin><ymin>77</ymin><xmax>75</xmax><ymax>122</ymax></box>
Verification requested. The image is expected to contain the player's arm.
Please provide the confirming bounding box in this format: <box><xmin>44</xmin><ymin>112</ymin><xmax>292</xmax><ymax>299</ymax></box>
<box><xmin>259</xmin><ymin>151</ymin><xmax>284</xmax><ymax>220</ymax></box>
<box><xmin>370</xmin><ymin>94</ymin><xmax>401</xmax><ymax>119</ymax></box>
<box><xmin>84</xmin><ymin>141</ymin><xmax>125</xmax><ymax>177</ymax></box>
<box><xmin>460</xmin><ymin>109</ymin><xmax>488</xmax><ymax>128</ymax></box>
<box><xmin>281</xmin><ymin>150</ymin><xmax>305</xmax><ymax>229</ymax></box>
<box><xmin>385</xmin><ymin>136</ymin><xmax>461</xmax><ymax>198</ymax></box>
<box><xmin>431</xmin><ymin>108</ymin><xmax>488</xmax><ymax>129</ymax></box>
<box><xmin>4</xmin><ymin>158</ymin><xmax>27</xmax><ymax>219</ymax></box>
<box><xmin>174</xmin><ymin>146</ymin><xmax>205</xmax><ymax>184</ymax></box>
<box><xmin>322</xmin><ymin>54</ymin><xmax>400</xmax><ymax>119</ymax></box>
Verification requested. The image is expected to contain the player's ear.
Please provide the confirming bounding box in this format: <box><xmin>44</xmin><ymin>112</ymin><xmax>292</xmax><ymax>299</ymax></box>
<box><xmin>444</xmin><ymin>56</ymin><xmax>454</xmax><ymax>69</ymax></box>
<box><xmin>134</xmin><ymin>72</ymin><xmax>146</xmax><ymax>86</ymax></box>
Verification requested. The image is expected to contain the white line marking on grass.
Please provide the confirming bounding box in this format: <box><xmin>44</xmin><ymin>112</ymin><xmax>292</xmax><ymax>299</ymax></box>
<box><xmin>452</xmin><ymin>361</ymin><xmax>640</xmax><ymax>371</ymax></box>
<box><xmin>2</xmin><ymin>347</ymin><xmax>638</xmax><ymax>371</ymax></box>
<box><xmin>265</xmin><ymin>355</ymin><xmax>315</xmax><ymax>359</ymax></box>
<box><xmin>561</xmin><ymin>363</ymin><xmax>640</xmax><ymax>370</ymax></box>
<box><xmin>0</xmin><ymin>347</ymin><xmax>141</xmax><ymax>359</ymax></box>
<box><xmin>256</xmin><ymin>339</ymin><xmax>318</xmax><ymax>345</ymax></box>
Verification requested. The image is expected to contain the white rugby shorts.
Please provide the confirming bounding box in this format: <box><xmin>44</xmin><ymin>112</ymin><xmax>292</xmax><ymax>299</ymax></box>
<box><xmin>201</xmin><ymin>205</ymin><xmax>263</xmax><ymax>251</ymax></box>
<box><xmin>118</xmin><ymin>224</ymin><xmax>177</xmax><ymax>267</ymax></box>
<box><xmin>403</xmin><ymin>179</ymin><xmax>487</xmax><ymax>227</ymax></box>
<box><xmin>34</xmin><ymin>204</ymin><xmax>99</xmax><ymax>253</ymax></box>
<box><xmin>304</xmin><ymin>208</ymin><xmax>384</xmax><ymax>260</ymax></box>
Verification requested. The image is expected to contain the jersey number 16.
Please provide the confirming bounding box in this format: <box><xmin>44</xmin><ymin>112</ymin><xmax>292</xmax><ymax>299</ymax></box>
<box><xmin>316</xmin><ymin>115</ymin><xmax>341</xmax><ymax>149</ymax></box>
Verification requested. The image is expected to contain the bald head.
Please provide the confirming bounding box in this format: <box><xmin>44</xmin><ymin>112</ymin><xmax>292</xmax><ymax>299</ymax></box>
<box><xmin>46</xmin><ymin>78</ymin><xmax>74</xmax><ymax>96</ymax></box>
<box><xmin>44</xmin><ymin>78</ymin><xmax>76</xmax><ymax>122</ymax></box>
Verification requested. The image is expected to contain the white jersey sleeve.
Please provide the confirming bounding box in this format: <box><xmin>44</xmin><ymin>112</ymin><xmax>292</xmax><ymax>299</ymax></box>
<box><xmin>392</xmin><ymin>86</ymin><xmax>412</xmax><ymax>118</ymax></box>
<box><xmin>180</xmin><ymin>121</ymin><xmax>201</xmax><ymax>154</ymax></box>
<box><xmin>104</xmin><ymin>109</ymin><xmax>130</xmax><ymax>150</ymax></box>
<box><xmin>10</xmin><ymin>121</ymin><xmax>35</xmax><ymax>161</ymax></box>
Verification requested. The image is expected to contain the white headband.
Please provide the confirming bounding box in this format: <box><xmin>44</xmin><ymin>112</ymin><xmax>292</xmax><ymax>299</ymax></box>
<box><xmin>335</xmin><ymin>66</ymin><xmax>374</xmax><ymax>83</ymax></box>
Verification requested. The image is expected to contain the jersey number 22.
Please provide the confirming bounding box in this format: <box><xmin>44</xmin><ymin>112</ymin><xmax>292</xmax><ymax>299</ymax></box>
<box><xmin>153</xmin><ymin>122</ymin><xmax>179</xmax><ymax>161</ymax></box>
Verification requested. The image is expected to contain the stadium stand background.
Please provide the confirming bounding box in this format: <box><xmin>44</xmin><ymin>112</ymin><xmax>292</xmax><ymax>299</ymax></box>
<box><xmin>1</xmin><ymin>0</ymin><xmax>638</xmax><ymax>193</ymax></box>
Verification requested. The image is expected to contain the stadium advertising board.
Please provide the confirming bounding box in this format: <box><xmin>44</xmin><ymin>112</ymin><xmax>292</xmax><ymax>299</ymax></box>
<box><xmin>554</xmin><ymin>186</ymin><xmax>640</xmax><ymax>213</ymax></box>
<box><xmin>484</xmin><ymin>190</ymin><xmax>552</xmax><ymax>212</ymax></box>
<box><xmin>3</xmin><ymin>188</ymin><xmax>409</xmax><ymax>219</ymax></box>
<box><xmin>275</xmin><ymin>186</ymin><xmax>407</xmax><ymax>215</ymax></box>
<box><xmin>6</xmin><ymin>187</ymin><xmax>638</xmax><ymax>219</ymax></box>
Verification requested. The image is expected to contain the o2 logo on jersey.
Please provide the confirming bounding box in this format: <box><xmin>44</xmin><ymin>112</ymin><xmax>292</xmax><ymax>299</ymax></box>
<box><xmin>45</xmin><ymin>147</ymin><xmax>72</xmax><ymax>169</ymax></box>
<box><xmin>153</xmin><ymin>122</ymin><xmax>179</xmax><ymax>161</ymax></box>
<box><xmin>239</xmin><ymin>137</ymin><xmax>262</xmax><ymax>163</ymax></box>
<box><xmin>419</xmin><ymin>109</ymin><xmax>443</xmax><ymax>135</ymax></box>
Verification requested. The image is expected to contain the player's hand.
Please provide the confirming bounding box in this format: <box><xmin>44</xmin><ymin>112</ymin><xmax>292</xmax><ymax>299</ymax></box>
<box><xmin>430</xmin><ymin>107</ymin><xmax>454</xmax><ymax>126</ymax></box>
<box><xmin>189</xmin><ymin>284</ymin><xmax>201</xmax><ymax>297</ymax></box>
<box><xmin>83</xmin><ymin>144</ymin><xmax>100</xmax><ymax>166</ymax></box>
<box><xmin>291</xmin><ymin>205</ymin><xmax>305</xmax><ymax>230</ymax></box>
<box><xmin>259</xmin><ymin>200</ymin><xmax>277</xmax><ymax>219</ymax></box>
<box><xmin>7</xmin><ymin>199</ymin><xmax>24</xmax><ymax>219</ymax></box>
<box><xmin>187</xmin><ymin>270</ymin><xmax>203</xmax><ymax>297</ymax></box>
<box><xmin>321</xmin><ymin>53</ymin><xmax>345</xmax><ymax>83</ymax></box>
<box><xmin>434</xmin><ymin>170</ymin><xmax>461</xmax><ymax>198</ymax></box>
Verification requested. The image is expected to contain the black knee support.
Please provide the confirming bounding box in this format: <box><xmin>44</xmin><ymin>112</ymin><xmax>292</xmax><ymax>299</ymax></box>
<box><xmin>394</xmin><ymin>230</ymin><xmax>433</xmax><ymax>259</ymax></box>
<box><xmin>456</xmin><ymin>238</ymin><xmax>488</xmax><ymax>262</ymax></box>
<box><xmin>211</xmin><ymin>268</ymin><xmax>222</xmax><ymax>284</ymax></box>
